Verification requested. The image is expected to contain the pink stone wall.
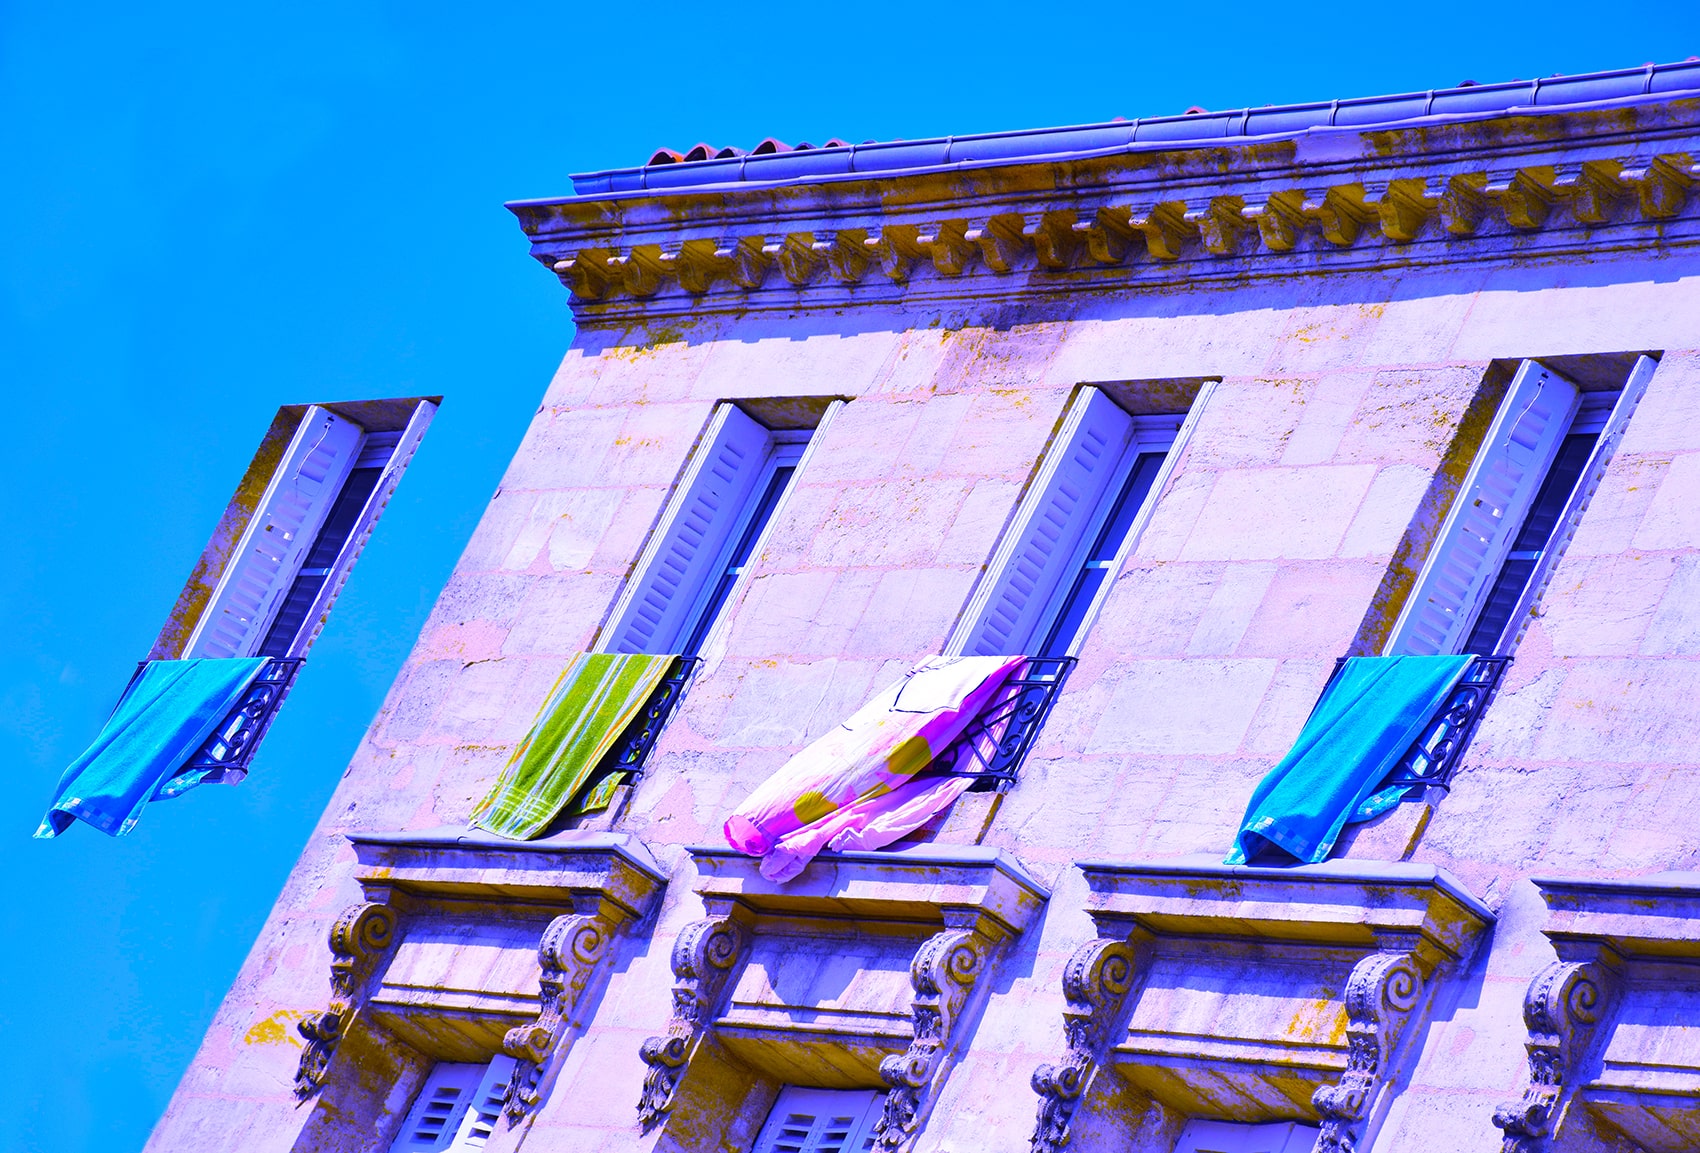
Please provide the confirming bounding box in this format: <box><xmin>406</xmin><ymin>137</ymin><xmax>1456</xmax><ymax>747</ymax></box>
<box><xmin>148</xmin><ymin>258</ymin><xmax>1700</xmax><ymax>1153</ymax></box>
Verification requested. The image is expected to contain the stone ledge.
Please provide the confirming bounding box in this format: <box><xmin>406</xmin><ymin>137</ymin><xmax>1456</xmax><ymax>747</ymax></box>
<box><xmin>1078</xmin><ymin>854</ymin><xmax>1492</xmax><ymax>966</ymax></box>
<box><xmin>687</xmin><ymin>843</ymin><xmax>1048</xmax><ymax>936</ymax></box>
<box><xmin>1533</xmin><ymin>871</ymin><xmax>1700</xmax><ymax>961</ymax></box>
<box><xmin>347</xmin><ymin>826</ymin><xmax>665</xmax><ymax>919</ymax></box>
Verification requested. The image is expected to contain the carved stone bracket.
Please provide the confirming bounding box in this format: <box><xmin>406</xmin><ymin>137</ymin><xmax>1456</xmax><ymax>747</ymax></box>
<box><xmin>1312</xmin><ymin>951</ymin><xmax>1426</xmax><ymax>1153</ymax></box>
<box><xmin>873</xmin><ymin>921</ymin><xmax>996</xmax><ymax>1150</ymax></box>
<box><xmin>500</xmin><ymin>912</ymin><xmax>612</xmax><ymax>1120</ymax></box>
<box><xmin>1029</xmin><ymin>937</ymin><xmax>1143</xmax><ymax>1153</ymax></box>
<box><xmin>294</xmin><ymin>901</ymin><xmax>398</xmax><ymax>1100</ymax></box>
<box><xmin>1491</xmin><ymin>960</ymin><xmax>1617</xmax><ymax>1153</ymax></box>
<box><xmin>637</xmin><ymin>915</ymin><xmax>750</xmax><ymax>1130</ymax></box>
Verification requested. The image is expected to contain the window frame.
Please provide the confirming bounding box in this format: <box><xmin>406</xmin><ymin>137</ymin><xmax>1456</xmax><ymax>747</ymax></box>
<box><xmin>1385</xmin><ymin>356</ymin><xmax>1657</xmax><ymax>657</ymax></box>
<box><xmin>947</xmin><ymin>382</ymin><xmax>1213</xmax><ymax>659</ymax></box>
<box><xmin>598</xmin><ymin>400</ymin><xmax>840</xmax><ymax>660</ymax></box>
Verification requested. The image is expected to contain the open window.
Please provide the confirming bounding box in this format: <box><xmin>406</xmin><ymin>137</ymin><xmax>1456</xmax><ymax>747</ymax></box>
<box><xmin>951</xmin><ymin>384</ymin><xmax>1205</xmax><ymax>661</ymax></box>
<box><xmin>1173</xmin><ymin>1119</ymin><xmax>1320</xmax><ymax>1153</ymax></box>
<box><xmin>601</xmin><ymin>400</ymin><xmax>838</xmax><ymax>660</ymax></box>
<box><xmin>1387</xmin><ymin>355</ymin><xmax>1658</xmax><ymax>657</ymax></box>
<box><xmin>37</xmin><ymin>398</ymin><xmax>437</xmax><ymax>838</ymax></box>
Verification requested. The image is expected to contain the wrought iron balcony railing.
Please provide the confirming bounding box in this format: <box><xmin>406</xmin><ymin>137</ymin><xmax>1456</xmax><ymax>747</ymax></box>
<box><xmin>597</xmin><ymin>655</ymin><xmax>703</xmax><ymax>779</ymax></box>
<box><xmin>1326</xmin><ymin>654</ymin><xmax>1511</xmax><ymax>793</ymax></box>
<box><xmin>937</xmin><ymin>656</ymin><xmax>1077</xmax><ymax>787</ymax></box>
<box><xmin>184</xmin><ymin>657</ymin><xmax>305</xmax><ymax>784</ymax></box>
<box><xmin>120</xmin><ymin>657</ymin><xmax>307</xmax><ymax>785</ymax></box>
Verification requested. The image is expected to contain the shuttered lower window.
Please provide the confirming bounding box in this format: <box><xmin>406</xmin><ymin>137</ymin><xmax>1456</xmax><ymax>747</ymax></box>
<box><xmin>1387</xmin><ymin>356</ymin><xmax>1657</xmax><ymax>657</ymax></box>
<box><xmin>951</xmin><ymin>385</ymin><xmax>1203</xmax><ymax>658</ymax></box>
<box><xmin>752</xmin><ymin>1087</ymin><xmax>886</xmax><ymax>1153</ymax></box>
<box><xmin>389</xmin><ymin>1056</ymin><xmax>516</xmax><ymax>1153</ymax></box>
<box><xmin>601</xmin><ymin>402</ymin><xmax>836</xmax><ymax>658</ymax></box>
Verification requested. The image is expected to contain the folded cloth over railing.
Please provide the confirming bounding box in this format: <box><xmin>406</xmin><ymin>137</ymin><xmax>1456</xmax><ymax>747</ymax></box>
<box><xmin>35</xmin><ymin>657</ymin><xmax>270</xmax><ymax>838</ymax></box>
<box><xmin>724</xmin><ymin>655</ymin><xmax>1024</xmax><ymax>882</ymax></box>
<box><xmin>470</xmin><ymin>653</ymin><xmax>676</xmax><ymax>839</ymax></box>
<box><xmin>1226</xmin><ymin>654</ymin><xmax>1475</xmax><ymax>865</ymax></box>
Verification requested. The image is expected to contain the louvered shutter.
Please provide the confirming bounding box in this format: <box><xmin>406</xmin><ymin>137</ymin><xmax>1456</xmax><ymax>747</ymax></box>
<box><xmin>445</xmin><ymin>1055</ymin><xmax>516</xmax><ymax>1150</ymax></box>
<box><xmin>271</xmin><ymin>399</ymin><xmax>438</xmax><ymax>658</ymax></box>
<box><xmin>601</xmin><ymin>404</ymin><xmax>773</xmax><ymax>654</ymax></box>
<box><xmin>389</xmin><ymin>1062</ymin><xmax>485</xmax><ymax>1152</ymax></box>
<box><xmin>753</xmin><ymin>1088</ymin><xmax>886</xmax><ymax>1153</ymax></box>
<box><xmin>952</xmin><ymin>387</ymin><xmax>1135</xmax><ymax>656</ymax></box>
<box><xmin>184</xmin><ymin>406</ymin><xmax>365</xmax><ymax>659</ymax></box>
<box><xmin>1485</xmin><ymin>355</ymin><xmax>1659</xmax><ymax>655</ymax></box>
<box><xmin>1386</xmin><ymin>362</ymin><xmax>1580</xmax><ymax>656</ymax></box>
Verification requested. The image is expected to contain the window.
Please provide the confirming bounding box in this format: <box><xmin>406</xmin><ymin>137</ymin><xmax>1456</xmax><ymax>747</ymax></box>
<box><xmin>182</xmin><ymin>400</ymin><xmax>436</xmax><ymax>661</ymax></box>
<box><xmin>1173</xmin><ymin>1119</ymin><xmax>1321</xmax><ymax>1153</ymax></box>
<box><xmin>1386</xmin><ymin>356</ymin><xmax>1657</xmax><ymax>656</ymax></box>
<box><xmin>600</xmin><ymin>400</ymin><xmax>836</xmax><ymax>659</ymax></box>
<box><xmin>751</xmin><ymin>1087</ymin><xmax>885</xmax><ymax>1153</ymax></box>
<box><xmin>950</xmin><ymin>384</ymin><xmax>1205</xmax><ymax>658</ymax></box>
<box><xmin>389</xmin><ymin>1056</ymin><xmax>516</xmax><ymax>1152</ymax></box>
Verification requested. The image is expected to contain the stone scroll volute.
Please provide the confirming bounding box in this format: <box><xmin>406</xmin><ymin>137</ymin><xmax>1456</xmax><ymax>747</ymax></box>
<box><xmin>1311</xmin><ymin>951</ymin><xmax>1426</xmax><ymax>1153</ymax></box>
<box><xmin>500</xmin><ymin>911</ymin><xmax>612</xmax><ymax>1121</ymax></box>
<box><xmin>293</xmin><ymin>901</ymin><xmax>398</xmax><ymax>1100</ymax></box>
<box><xmin>1029</xmin><ymin>937</ymin><xmax>1143</xmax><ymax>1153</ymax></box>
<box><xmin>636</xmin><ymin>915</ymin><xmax>750</xmax><ymax>1130</ymax></box>
<box><xmin>1491</xmin><ymin>960</ymin><xmax>1617</xmax><ymax>1153</ymax></box>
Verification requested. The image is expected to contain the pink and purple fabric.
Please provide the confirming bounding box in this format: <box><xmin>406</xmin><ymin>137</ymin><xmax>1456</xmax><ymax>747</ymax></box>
<box><xmin>724</xmin><ymin>655</ymin><xmax>1024</xmax><ymax>881</ymax></box>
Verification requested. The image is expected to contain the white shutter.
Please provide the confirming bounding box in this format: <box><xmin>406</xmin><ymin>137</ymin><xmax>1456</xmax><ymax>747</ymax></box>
<box><xmin>389</xmin><ymin>1061</ymin><xmax>485</xmax><ymax>1152</ymax></box>
<box><xmin>1485</xmin><ymin>354</ymin><xmax>1659</xmax><ymax>655</ymax></box>
<box><xmin>951</xmin><ymin>387</ymin><xmax>1136</xmax><ymax>656</ymax></box>
<box><xmin>753</xmin><ymin>1087</ymin><xmax>886</xmax><ymax>1153</ymax></box>
<box><xmin>184</xmin><ymin>406</ymin><xmax>364</xmax><ymax>659</ymax></box>
<box><xmin>600</xmin><ymin>404</ymin><xmax>774</xmax><ymax>654</ymax></box>
<box><xmin>1385</xmin><ymin>361</ymin><xmax>1581</xmax><ymax>656</ymax></box>
<box><xmin>1174</xmin><ymin>1119</ymin><xmax>1321</xmax><ymax>1153</ymax></box>
<box><xmin>446</xmin><ymin>1055</ymin><xmax>517</xmax><ymax>1150</ymax></box>
<box><xmin>276</xmin><ymin>399</ymin><xmax>438</xmax><ymax>658</ymax></box>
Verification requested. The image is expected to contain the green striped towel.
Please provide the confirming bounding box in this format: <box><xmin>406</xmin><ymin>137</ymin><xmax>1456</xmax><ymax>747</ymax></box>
<box><xmin>470</xmin><ymin>653</ymin><xmax>675</xmax><ymax>839</ymax></box>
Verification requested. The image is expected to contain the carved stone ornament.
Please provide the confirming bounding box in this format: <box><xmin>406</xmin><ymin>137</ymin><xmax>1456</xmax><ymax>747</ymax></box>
<box><xmin>636</xmin><ymin>915</ymin><xmax>749</xmax><ymax>1130</ymax></box>
<box><xmin>1029</xmin><ymin>938</ymin><xmax>1141</xmax><ymax>1153</ymax></box>
<box><xmin>1311</xmin><ymin>951</ymin><xmax>1426</xmax><ymax>1153</ymax></box>
<box><xmin>293</xmin><ymin>901</ymin><xmax>398</xmax><ymax>1100</ymax></box>
<box><xmin>873</xmin><ymin>923</ymin><xmax>995</xmax><ymax>1151</ymax></box>
<box><xmin>1491</xmin><ymin>960</ymin><xmax>1616</xmax><ymax>1153</ymax></box>
<box><xmin>500</xmin><ymin>912</ymin><xmax>612</xmax><ymax>1121</ymax></box>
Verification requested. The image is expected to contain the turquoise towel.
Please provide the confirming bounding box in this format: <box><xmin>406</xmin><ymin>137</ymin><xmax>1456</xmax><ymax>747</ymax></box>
<box><xmin>1227</xmin><ymin>655</ymin><xmax>1474</xmax><ymax>865</ymax></box>
<box><xmin>36</xmin><ymin>658</ymin><xmax>269</xmax><ymax>838</ymax></box>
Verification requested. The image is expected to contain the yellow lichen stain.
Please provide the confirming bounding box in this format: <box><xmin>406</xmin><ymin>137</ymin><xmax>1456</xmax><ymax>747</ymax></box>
<box><xmin>245</xmin><ymin>1009</ymin><xmax>307</xmax><ymax>1048</ymax></box>
<box><xmin>1283</xmin><ymin>998</ymin><xmax>1348</xmax><ymax>1046</ymax></box>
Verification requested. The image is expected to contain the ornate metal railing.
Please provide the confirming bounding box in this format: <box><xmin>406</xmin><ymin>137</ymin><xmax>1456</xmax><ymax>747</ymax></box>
<box><xmin>937</xmin><ymin>656</ymin><xmax>1077</xmax><ymax>787</ymax></box>
<box><xmin>598</xmin><ymin>656</ymin><xmax>703</xmax><ymax>778</ymax></box>
<box><xmin>179</xmin><ymin>657</ymin><xmax>306</xmax><ymax>784</ymax></box>
<box><xmin>1326</xmin><ymin>655</ymin><xmax>1511</xmax><ymax>793</ymax></box>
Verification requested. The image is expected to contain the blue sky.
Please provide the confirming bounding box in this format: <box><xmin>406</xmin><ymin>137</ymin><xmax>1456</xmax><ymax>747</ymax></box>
<box><xmin>3</xmin><ymin>4</ymin><xmax>1697</xmax><ymax>1150</ymax></box>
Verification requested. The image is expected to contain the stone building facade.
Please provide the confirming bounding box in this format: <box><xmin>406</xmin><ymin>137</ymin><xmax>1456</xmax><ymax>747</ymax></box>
<box><xmin>150</xmin><ymin>64</ymin><xmax>1700</xmax><ymax>1153</ymax></box>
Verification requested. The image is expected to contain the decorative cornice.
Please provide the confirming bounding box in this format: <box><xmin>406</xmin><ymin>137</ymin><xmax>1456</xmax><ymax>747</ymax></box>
<box><xmin>509</xmin><ymin>100</ymin><xmax>1700</xmax><ymax>323</ymax></box>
